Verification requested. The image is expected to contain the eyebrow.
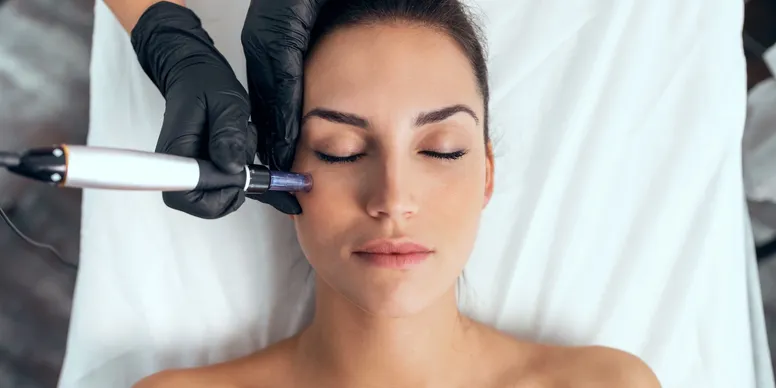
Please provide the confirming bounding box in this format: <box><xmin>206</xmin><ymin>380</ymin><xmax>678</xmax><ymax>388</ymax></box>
<box><xmin>302</xmin><ymin>108</ymin><xmax>370</xmax><ymax>129</ymax></box>
<box><xmin>415</xmin><ymin>104</ymin><xmax>479</xmax><ymax>126</ymax></box>
<box><xmin>301</xmin><ymin>104</ymin><xmax>479</xmax><ymax>129</ymax></box>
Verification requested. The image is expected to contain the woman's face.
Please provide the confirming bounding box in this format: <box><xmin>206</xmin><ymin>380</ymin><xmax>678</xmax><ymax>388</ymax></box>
<box><xmin>292</xmin><ymin>23</ymin><xmax>493</xmax><ymax>317</ymax></box>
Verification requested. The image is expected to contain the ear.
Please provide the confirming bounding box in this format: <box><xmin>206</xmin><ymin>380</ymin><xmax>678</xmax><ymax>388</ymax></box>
<box><xmin>483</xmin><ymin>141</ymin><xmax>494</xmax><ymax>208</ymax></box>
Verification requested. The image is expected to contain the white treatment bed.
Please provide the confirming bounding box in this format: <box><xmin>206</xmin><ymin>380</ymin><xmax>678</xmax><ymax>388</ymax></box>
<box><xmin>58</xmin><ymin>0</ymin><xmax>774</xmax><ymax>386</ymax></box>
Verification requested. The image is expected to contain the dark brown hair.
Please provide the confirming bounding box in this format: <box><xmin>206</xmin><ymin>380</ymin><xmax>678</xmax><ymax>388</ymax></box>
<box><xmin>307</xmin><ymin>0</ymin><xmax>490</xmax><ymax>140</ymax></box>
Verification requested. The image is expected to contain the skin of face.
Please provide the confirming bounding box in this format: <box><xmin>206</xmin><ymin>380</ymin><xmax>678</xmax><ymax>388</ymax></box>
<box><xmin>291</xmin><ymin>21</ymin><xmax>494</xmax><ymax>317</ymax></box>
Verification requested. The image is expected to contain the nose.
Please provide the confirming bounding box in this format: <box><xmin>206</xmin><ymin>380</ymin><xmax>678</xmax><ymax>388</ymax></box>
<box><xmin>364</xmin><ymin>158</ymin><xmax>419</xmax><ymax>220</ymax></box>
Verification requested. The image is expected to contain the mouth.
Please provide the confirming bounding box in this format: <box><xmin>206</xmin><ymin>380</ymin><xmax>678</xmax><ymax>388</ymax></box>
<box><xmin>353</xmin><ymin>239</ymin><xmax>434</xmax><ymax>269</ymax></box>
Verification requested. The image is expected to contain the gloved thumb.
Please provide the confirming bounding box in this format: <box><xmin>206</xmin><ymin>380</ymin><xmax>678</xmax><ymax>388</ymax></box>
<box><xmin>208</xmin><ymin>92</ymin><xmax>256</xmax><ymax>174</ymax></box>
<box><xmin>247</xmin><ymin>191</ymin><xmax>302</xmax><ymax>215</ymax></box>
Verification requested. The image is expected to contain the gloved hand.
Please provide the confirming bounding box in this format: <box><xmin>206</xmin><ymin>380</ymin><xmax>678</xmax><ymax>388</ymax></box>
<box><xmin>131</xmin><ymin>2</ymin><xmax>300</xmax><ymax>218</ymax></box>
<box><xmin>241</xmin><ymin>0</ymin><xmax>326</xmax><ymax>209</ymax></box>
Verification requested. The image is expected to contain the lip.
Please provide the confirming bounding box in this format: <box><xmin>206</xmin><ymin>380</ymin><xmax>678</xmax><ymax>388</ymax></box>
<box><xmin>353</xmin><ymin>239</ymin><xmax>433</xmax><ymax>269</ymax></box>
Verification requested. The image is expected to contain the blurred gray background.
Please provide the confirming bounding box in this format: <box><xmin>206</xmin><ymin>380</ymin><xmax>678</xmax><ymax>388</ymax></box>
<box><xmin>0</xmin><ymin>0</ymin><xmax>775</xmax><ymax>387</ymax></box>
<box><xmin>0</xmin><ymin>0</ymin><xmax>91</xmax><ymax>387</ymax></box>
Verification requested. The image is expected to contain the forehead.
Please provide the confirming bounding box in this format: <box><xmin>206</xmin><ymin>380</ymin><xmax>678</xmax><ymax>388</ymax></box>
<box><xmin>303</xmin><ymin>23</ymin><xmax>483</xmax><ymax>117</ymax></box>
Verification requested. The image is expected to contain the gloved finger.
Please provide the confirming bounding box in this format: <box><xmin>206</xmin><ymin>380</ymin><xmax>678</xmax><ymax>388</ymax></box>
<box><xmin>243</xmin><ymin>1</ymin><xmax>316</xmax><ymax>170</ymax></box>
<box><xmin>157</xmin><ymin>97</ymin><xmax>208</xmax><ymax>158</ymax></box>
<box><xmin>244</xmin><ymin>48</ymin><xmax>302</xmax><ymax>171</ymax></box>
<box><xmin>208</xmin><ymin>90</ymin><xmax>253</xmax><ymax>174</ymax></box>
<box><xmin>163</xmin><ymin>187</ymin><xmax>246</xmax><ymax>219</ymax></box>
<box><xmin>246</xmin><ymin>191</ymin><xmax>302</xmax><ymax>215</ymax></box>
<box><xmin>267</xmin><ymin>56</ymin><xmax>303</xmax><ymax>171</ymax></box>
<box><xmin>246</xmin><ymin>121</ymin><xmax>259</xmax><ymax>162</ymax></box>
<box><xmin>240</xmin><ymin>49</ymin><xmax>303</xmax><ymax>214</ymax></box>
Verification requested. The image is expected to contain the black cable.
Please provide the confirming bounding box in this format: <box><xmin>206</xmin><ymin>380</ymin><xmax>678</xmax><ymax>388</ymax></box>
<box><xmin>2</xmin><ymin>150</ymin><xmax>78</xmax><ymax>270</ymax></box>
<box><xmin>0</xmin><ymin>204</ymin><xmax>78</xmax><ymax>271</ymax></box>
<box><xmin>0</xmin><ymin>151</ymin><xmax>20</xmax><ymax>168</ymax></box>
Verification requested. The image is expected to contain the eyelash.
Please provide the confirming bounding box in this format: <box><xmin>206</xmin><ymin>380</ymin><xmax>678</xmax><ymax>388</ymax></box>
<box><xmin>315</xmin><ymin>152</ymin><xmax>364</xmax><ymax>164</ymax></box>
<box><xmin>314</xmin><ymin>150</ymin><xmax>468</xmax><ymax>164</ymax></box>
<box><xmin>421</xmin><ymin>150</ymin><xmax>468</xmax><ymax>160</ymax></box>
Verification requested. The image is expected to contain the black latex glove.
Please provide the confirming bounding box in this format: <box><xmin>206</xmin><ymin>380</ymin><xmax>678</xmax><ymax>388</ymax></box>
<box><xmin>131</xmin><ymin>2</ymin><xmax>298</xmax><ymax>218</ymax></box>
<box><xmin>241</xmin><ymin>0</ymin><xmax>327</xmax><ymax>213</ymax></box>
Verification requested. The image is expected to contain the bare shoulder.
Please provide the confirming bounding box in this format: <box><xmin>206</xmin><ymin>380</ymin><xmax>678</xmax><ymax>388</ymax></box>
<box><xmin>492</xmin><ymin>339</ymin><xmax>660</xmax><ymax>388</ymax></box>
<box><xmin>132</xmin><ymin>337</ymin><xmax>298</xmax><ymax>388</ymax></box>
<box><xmin>132</xmin><ymin>368</ymin><xmax>233</xmax><ymax>388</ymax></box>
<box><xmin>562</xmin><ymin>345</ymin><xmax>661</xmax><ymax>388</ymax></box>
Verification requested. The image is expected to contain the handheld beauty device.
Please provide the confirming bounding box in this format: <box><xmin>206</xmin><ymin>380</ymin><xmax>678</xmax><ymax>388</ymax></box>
<box><xmin>0</xmin><ymin>145</ymin><xmax>312</xmax><ymax>193</ymax></box>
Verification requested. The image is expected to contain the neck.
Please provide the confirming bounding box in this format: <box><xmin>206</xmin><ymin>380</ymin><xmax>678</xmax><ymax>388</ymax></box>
<box><xmin>295</xmin><ymin>277</ymin><xmax>480</xmax><ymax>386</ymax></box>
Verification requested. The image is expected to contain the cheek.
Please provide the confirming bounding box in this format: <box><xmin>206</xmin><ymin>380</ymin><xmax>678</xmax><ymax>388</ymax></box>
<box><xmin>292</xmin><ymin>168</ymin><xmax>359</xmax><ymax>266</ymax></box>
<box><xmin>419</xmin><ymin>157</ymin><xmax>487</xmax><ymax>243</ymax></box>
<box><xmin>423</xmin><ymin>156</ymin><xmax>486</xmax><ymax>207</ymax></box>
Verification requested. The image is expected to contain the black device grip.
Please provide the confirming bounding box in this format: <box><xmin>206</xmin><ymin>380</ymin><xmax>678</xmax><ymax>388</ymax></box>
<box><xmin>246</xmin><ymin>165</ymin><xmax>271</xmax><ymax>193</ymax></box>
<box><xmin>193</xmin><ymin>162</ymin><xmax>273</xmax><ymax>193</ymax></box>
<box><xmin>194</xmin><ymin>160</ymin><xmax>246</xmax><ymax>191</ymax></box>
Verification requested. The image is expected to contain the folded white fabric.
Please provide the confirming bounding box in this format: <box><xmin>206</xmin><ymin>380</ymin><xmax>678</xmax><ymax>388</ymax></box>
<box><xmin>766</xmin><ymin>44</ymin><xmax>776</xmax><ymax>75</ymax></box>
<box><xmin>744</xmin><ymin>41</ymin><xmax>776</xmax><ymax>246</ymax></box>
<box><xmin>744</xmin><ymin>78</ymin><xmax>776</xmax><ymax>203</ymax></box>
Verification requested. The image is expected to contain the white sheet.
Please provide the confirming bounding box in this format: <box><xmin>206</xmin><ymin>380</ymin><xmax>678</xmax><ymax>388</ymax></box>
<box><xmin>59</xmin><ymin>0</ymin><xmax>774</xmax><ymax>387</ymax></box>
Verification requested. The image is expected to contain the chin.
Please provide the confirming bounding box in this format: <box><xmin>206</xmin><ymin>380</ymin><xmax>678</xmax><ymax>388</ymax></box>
<box><xmin>349</xmin><ymin>284</ymin><xmax>443</xmax><ymax>318</ymax></box>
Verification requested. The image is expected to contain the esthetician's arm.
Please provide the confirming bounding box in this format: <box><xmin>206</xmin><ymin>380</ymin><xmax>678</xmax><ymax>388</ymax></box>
<box><xmin>103</xmin><ymin>0</ymin><xmax>185</xmax><ymax>32</ymax></box>
<box><xmin>101</xmin><ymin>0</ymin><xmax>301</xmax><ymax>217</ymax></box>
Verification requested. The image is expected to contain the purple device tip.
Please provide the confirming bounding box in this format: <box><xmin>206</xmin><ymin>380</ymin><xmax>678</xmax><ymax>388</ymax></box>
<box><xmin>268</xmin><ymin>171</ymin><xmax>313</xmax><ymax>192</ymax></box>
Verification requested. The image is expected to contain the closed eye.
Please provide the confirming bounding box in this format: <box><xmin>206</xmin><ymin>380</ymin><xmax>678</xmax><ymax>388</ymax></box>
<box><xmin>420</xmin><ymin>150</ymin><xmax>468</xmax><ymax>160</ymax></box>
<box><xmin>315</xmin><ymin>151</ymin><xmax>364</xmax><ymax>164</ymax></box>
<box><xmin>315</xmin><ymin>150</ymin><xmax>468</xmax><ymax>164</ymax></box>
